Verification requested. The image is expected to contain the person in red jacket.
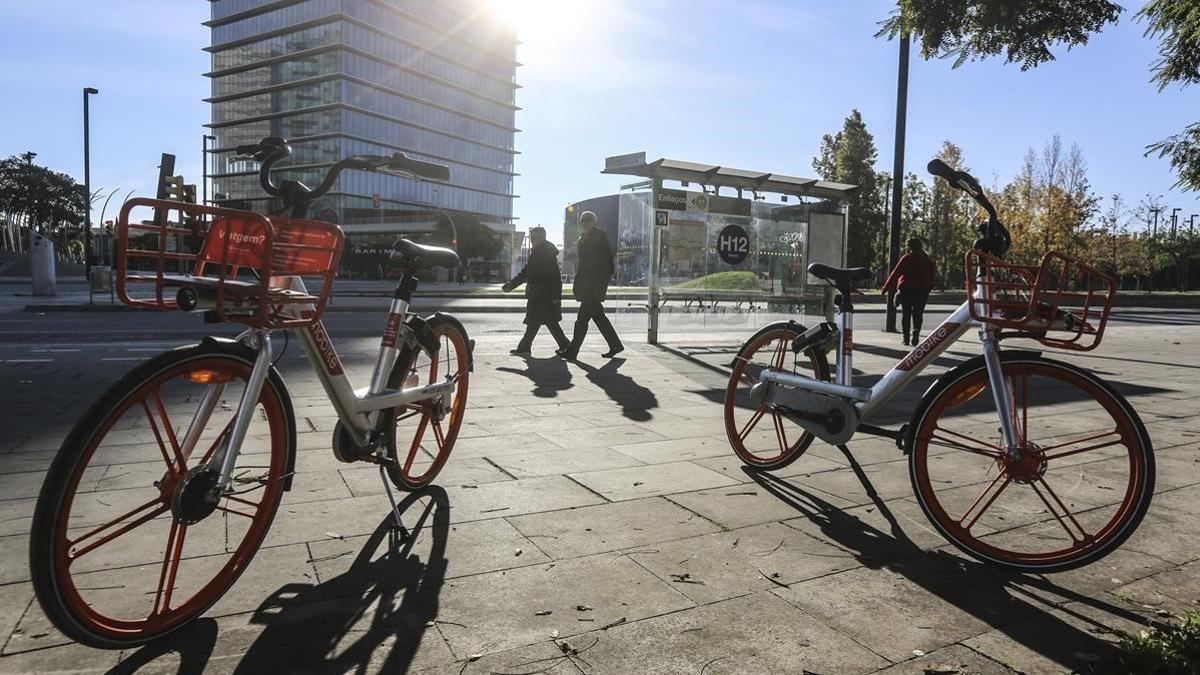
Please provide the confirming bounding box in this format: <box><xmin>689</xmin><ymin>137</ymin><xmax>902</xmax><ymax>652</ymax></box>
<box><xmin>881</xmin><ymin>237</ymin><xmax>937</xmax><ymax>346</ymax></box>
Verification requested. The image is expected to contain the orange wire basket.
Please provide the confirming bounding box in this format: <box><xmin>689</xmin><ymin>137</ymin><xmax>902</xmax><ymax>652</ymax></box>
<box><xmin>115</xmin><ymin>198</ymin><xmax>344</xmax><ymax>329</ymax></box>
<box><xmin>965</xmin><ymin>249</ymin><xmax>1116</xmax><ymax>351</ymax></box>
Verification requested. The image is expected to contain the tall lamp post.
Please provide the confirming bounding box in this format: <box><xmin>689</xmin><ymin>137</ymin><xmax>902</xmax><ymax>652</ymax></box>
<box><xmin>885</xmin><ymin>32</ymin><xmax>910</xmax><ymax>333</ymax></box>
<box><xmin>202</xmin><ymin>134</ymin><xmax>217</xmax><ymax>206</ymax></box>
<box><xmin>83</xmin><ymin>87</ymin><xmax>99</xmax><ymax>279</ymax></box>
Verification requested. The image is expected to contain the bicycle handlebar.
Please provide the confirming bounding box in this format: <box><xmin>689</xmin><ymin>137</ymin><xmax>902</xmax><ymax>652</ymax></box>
<box><xmin>229</xmin><ymin>137</ymin><xmax>450</xmax><ymax>214</ymax></box>
<box><xmin>926</xmin><ymin>159</ymin><xmax>1011</xmax><ymax>257</ymax></box>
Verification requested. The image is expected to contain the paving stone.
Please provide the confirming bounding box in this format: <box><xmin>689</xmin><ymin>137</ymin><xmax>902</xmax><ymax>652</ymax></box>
<box><xmin>0</xmin><ymin>533</ymin><xmax>29</xmax><ymax>585</ymax></box>
<box><xmin>1108</xmin><ymin>560</ymin><xmax>1200</xmax><ymax>618</ymax></box>
<box><xmin>962</xmin><ymin>597</ymin><xmax>1150</xmax><ymax>674</ymax></box>
<box><xmin>579</xmin><ymin>591</ymin><xmax>888</xmax><ymax>674</ymax></box>
<box><xmin>0</xmin><ymin>641</ymin><xmax>122</xmax><ymax>672</ymax></box>
<box><xmin>433</xmin><ymin>552</ymin><xmax>694</xmax><ymax>657</ymax></box>
<box><xmin>418</xmin><ymin>640</ymin><xmax>582</xmax><ymax>674</ymax></box>
<box><xmin>507</xmin><ymin>497</ymin><xmax>720</xmax><ymax>559</ymax></box>
<box><xmin>666</xmin><ymin>476</ymin><xmax>857</xmax><ymax>530</ymax></box>
<box><xmin>0</xmin><ymin>471</ymin><xmax>46</xmax><ymax>501</ymax></box>
<box><xmin>873</xmin><ymin>644</ymin><xmax>1013</xmax><ymax>674</ymax></box>
<box><xmin>608</xmin><ymin>435</ymin><xmax>732</xmax><ymax>465</ymax></box>
<box><xmin>488</xmin><ymin>446</ymin><xmax>644</xmax><ymax>479</ymax></box>
<box><xmin>775</xmin><ymin>564</ymin><xmax>1020</xmax><ymax>663</ymax></box>
<box><xmin>691</xmin><ymin>452</ymin><xmax>848</xmax><ymax>484</ymax></box>
<box><xmin>782</xmin><ymin>497</ymin><xmax>963</xmax><ymax>562</ymax></box>
<box><xmin>337</xmin><ymin>457</ymin><xmax>511</xmax><ymax>497</ymax></box>
<box><xmin>308</xmin><ymin>515</ymin><xmax>549</xmax><ymax>585</ymax></box>
<box><xmin>441</xmin><ymin>475</ymin><xmax>607</xmax><ymax>523</ymax></box>
<box><xmin>538</xmin><ymin>424</ymin><xmax>668</xmax><ymax>450</ymax></box>
<box><xmin>568</xmin><ymin>461</ymin><xmax>737</xmax><ymax>501</ymax></box>
<box><xmin>480</xmin><ymin>415</ymin><xmax>598</xmax><ymax>437</ymax></box>
<box><xmin>626</xmin><ymin>522</ymin><xmax>859</xmax><ymax>604</ymax></box>
<box><xmin>0</xmin><ymin>582</ymin><xmax>33</xmax><ymax>655</ymax></box>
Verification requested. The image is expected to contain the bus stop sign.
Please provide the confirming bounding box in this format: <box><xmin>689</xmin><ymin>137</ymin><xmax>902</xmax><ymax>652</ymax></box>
<box><xmin>716</xmin><ymin>224</ymin><xmax>749</xmax><ymax>265</ymax></box>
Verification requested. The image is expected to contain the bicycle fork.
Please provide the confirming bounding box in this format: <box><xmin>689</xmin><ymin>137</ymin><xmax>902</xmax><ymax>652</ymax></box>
<box><xmin>194</xmin><ymin>330</ymin><xmax>274</xmax><ymax>496</ymax></box>
<box><xmin>980</xmin><ymin>325</ymin><xmax>1023</xmax><ymax>459</ymax></box>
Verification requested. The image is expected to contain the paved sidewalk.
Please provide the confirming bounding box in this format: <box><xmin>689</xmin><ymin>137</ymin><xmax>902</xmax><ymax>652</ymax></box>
<box><xmin>0</xmin><ymin>325</ymin><xmax>1198</xmax><ymax>672</ymax></box>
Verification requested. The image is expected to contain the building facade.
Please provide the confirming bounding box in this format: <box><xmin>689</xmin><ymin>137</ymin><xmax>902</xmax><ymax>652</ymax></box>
<box><xmin>204</xmin><ymin>0</ymin><xmax>520</xmax><ymax>279</ymax></box>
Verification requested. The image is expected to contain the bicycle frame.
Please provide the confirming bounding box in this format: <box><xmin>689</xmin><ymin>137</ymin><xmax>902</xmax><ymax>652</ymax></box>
<box><xmin>759</xmin><ymin>283</ymin><xmax>1023</xmax><ymax>450</ymax></box>
<box><xmin>198</xmin><ymin>274</ymin><xmax>457</xmax><ymax>491</ymax></box>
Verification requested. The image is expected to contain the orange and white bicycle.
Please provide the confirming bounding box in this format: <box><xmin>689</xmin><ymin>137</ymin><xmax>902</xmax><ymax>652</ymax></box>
<box><xmin>30</xmin><ymin>137</ymin><xmax>472</xmax><ymax>648</ymax></box>
<box><xmin>725</xmin><ymin>159</ymin><xmax>1154</xmax><ymax>573</ymax></box>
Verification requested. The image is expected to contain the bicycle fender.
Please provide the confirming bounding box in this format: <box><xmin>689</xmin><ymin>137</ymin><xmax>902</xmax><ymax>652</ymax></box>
<box><xmin>900</xmin><ymin>349</ymin><xmax>1042</xmax><ymax>455</ymax></box>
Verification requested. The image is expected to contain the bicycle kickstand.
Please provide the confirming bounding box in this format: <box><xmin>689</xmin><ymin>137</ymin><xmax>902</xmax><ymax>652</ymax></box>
<box><xmin>376</xmin><ymin>464</ymin><xmax>411</xmax><ymax>541</ymax></box>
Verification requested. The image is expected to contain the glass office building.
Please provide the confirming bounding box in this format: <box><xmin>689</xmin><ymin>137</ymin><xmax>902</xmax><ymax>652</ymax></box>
<box><xmin>204</xmin><ymin>0</ymin><xmax>519</xmax><ymax>277</ymax></box>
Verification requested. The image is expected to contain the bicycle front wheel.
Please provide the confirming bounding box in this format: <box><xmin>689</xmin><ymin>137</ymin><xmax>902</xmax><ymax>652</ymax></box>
<box><xmin>384</xmin><ymin>315</ymin><xmax>471</xmax><ymax>490</ymax></box>
<box><xmin>909</xmin><ymin>354</ymin><xmax>1154</xmax><ymax>572</ymax></box>
<box><xmin>30</xmin><ymin>340</ymin><xmax>292</xmax><ymax>648</ymax></box>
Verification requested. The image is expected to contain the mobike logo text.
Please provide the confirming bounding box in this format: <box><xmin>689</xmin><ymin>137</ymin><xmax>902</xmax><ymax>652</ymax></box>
<box><xmin>381</xmin><ymin>313</ymin><xmax>403</xmax><ymax>348</ymax></box>
<box><xmin>897</xmin><ymin>323</ymin><xmax>961</xmax><ymax>371</ymax></box>
<box><xmin>306</xmin><ymin>321</ymin><xmax>344</xmax><ymax>375</ymax></box>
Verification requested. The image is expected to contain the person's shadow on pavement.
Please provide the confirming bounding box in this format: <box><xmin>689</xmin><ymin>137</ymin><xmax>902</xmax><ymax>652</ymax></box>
<box><xmin>497</xmin><ymin>356</ymin><xmax>574</xmax><ymax>398</ymax></box>
<box><xmin>575</xmin><ymin>357</ymin><xmax>658</xmax><ymax>422</ymax></box>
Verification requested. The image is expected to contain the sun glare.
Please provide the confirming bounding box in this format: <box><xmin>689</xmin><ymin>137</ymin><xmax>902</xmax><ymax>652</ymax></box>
<box><xmin>485</xmin><ymin>0</ymin><xmax>597</xmax><ymax>43</ymax></box>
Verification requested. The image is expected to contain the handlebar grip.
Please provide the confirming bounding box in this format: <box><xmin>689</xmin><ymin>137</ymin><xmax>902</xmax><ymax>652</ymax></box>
<box><xmin>927</xmin><ymin>158</ymin><xmax>957</xmax><ymax>182</ymax></box>
<box><xmin>392</xmin><ymin>154</ymin><xmax>450</xmax><ymax>181</ymax></box>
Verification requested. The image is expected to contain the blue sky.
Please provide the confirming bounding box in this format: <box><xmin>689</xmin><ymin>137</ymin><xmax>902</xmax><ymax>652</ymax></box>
<box><xmin>2</xmin><ymin>0</ymin><xmax>1196</xmax><ymax>243</ymax></box>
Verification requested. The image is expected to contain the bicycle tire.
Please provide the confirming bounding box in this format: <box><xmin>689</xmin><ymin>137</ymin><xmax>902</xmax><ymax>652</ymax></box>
<box><xmin>724</xmin><ymin>322</ymin><xmax>832</xmax><ymax>471</ymax></box>
<box><xmin>383</xmin><ymin>314</ymin><xmax>471</xmax><ymax>490</ymax></box>
<box><xmin>907</xmin><ymin>352</ymin><xmax>1154</xmax><ymax>573</ymax></box>
<box><xmin>30</xmin><ymin>340</ymin><xmax>294</xmax><ymax>648</ymax></box>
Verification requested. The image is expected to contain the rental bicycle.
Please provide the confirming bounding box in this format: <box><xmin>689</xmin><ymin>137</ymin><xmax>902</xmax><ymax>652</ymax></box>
<box><xmin>30</xmin><ymin>137</ymin><xmax>472</xmax><ymax>648</ymax></box>
<box><xmin>725</xmin><ymin>158</ymin><xmax>1153</xmax><ymax>573</ymax></box>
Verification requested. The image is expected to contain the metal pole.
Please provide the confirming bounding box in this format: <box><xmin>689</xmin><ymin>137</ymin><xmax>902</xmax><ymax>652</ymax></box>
<box><xmin>202</xmin><ymin>134</ymin><xmax>216</xmax><ymax>206</ymax></box>
<box><xmin>648</xmin><ymin>179</ymin><xmax>662</xmax><ymax>345</ymax></box>
<box><xmin>885</xmin><ymin>32</ymin><xmax>910</xmax><ymax>334</ymax></box>
<box><xmin>83</xmin><ymin>87</ymin><xmax>98</xmax><ymax>282</ymax></box>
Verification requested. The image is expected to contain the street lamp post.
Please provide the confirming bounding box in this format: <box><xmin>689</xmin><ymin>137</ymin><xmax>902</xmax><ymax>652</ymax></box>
<box><xmin>83</xmin><ymin>87</ymin><xmax>99</xmax><ymax>279</ymax></box>
<box><xmin>885</xmin><ymin>31</ymin><xmax>910</xmax><ymax>333</ymax></box>
<box><xmin>202</xmin><ymin>134</ymin><xmax>217</xmax><ymax>206</ymax></box>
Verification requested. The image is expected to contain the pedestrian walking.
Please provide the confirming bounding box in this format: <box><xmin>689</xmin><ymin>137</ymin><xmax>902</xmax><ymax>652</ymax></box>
<box><xmin>502</xmin><ymin>226</ymin><xmax>570</xmax><ymax>356</ymax></box>
<box><xmin>882</xmin><ymin>237</ymin><xmax>937</xmax><ymax>346</ymax></box>
<box><xmin>558</xmin><ymin>211</ymin><xmax>623</xmax><ymax>360</ymax></box>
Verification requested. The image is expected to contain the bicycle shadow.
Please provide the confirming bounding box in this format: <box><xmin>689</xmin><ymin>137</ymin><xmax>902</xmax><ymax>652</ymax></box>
<box><xmin>110</xmin><ymin>486</ymin><xmax>450</xmax><ymax>674</ymax></box>
<box><xmin>497</xmin><ymin>357</ymin><xmax>574</xmax><ymax>398</ymax></box>
<box><xmin>744</xmin><ymin>458</ymin><xmax>1151</xmax><ymax>671</ymax></box>
<box><xmin>574</xmin><ymin>357</ymin><xmax>659</xmax><ymax>422</ymax></box>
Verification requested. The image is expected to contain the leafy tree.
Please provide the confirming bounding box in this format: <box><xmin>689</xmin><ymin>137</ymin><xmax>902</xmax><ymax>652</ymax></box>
<box><xmin>0</xmin><ymin>154</ymin><xmax>87</xmax><ymax>256</ymax></box>
<box><xmin>812</xmin><ymin>110</ymin><xmax>887</xmax><ymax>270</ymax></box>
<box><xmin>880</xmin><ymin>0</ymin><xmax>1200</xmax><ymax>191</ymax></box>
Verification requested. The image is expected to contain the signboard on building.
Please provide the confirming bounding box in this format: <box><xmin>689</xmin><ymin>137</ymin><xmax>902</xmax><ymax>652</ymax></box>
<box><xmin>716</xmin><ymin>224</ymin><xmax>750</xmax><ymax>265</ymax></box>
<box><xmin>709</xmin><ymin>195</ymin><xmax>751</xmax><ymax>217</ymax></box>
<box><xmin>654</xmin><ymin>210</ymin><xmax>670</xmax><ymax>229</ymax></box>
<box><xmin>605</xmin><ymin>152</ymin><xmax>646</xmax><ymax>171</ymax></box>
<box><xmin>655</xmin><ymin>188</ymin><xmax>688</xmax><ymax>211</ymax></box>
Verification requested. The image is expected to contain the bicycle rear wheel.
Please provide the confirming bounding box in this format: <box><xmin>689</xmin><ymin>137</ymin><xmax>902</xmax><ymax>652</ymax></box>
<box><xmin>30</xmin><ymin>340</ymin><xmax>292</xmax><ymax>648</ymax></box>
<box><xmin>384</xmin><ymin>315</ymin><xmax>470</xmax><ymax>490</ymax></box>
<box><xmin>909</xmin><ymin>353</ymin><xmax>1154</xmax><ymax>572</ymax></box>
<box><xmin>724</xmin><ymin>322</ymin><xmax>831</xmax><ymax>470</ymax></box>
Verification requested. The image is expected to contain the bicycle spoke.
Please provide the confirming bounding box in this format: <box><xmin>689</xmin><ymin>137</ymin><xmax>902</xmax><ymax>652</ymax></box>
<box><xmin>143</xmin><ymin>395</ymin><xmax>185</xmax><ymax>474</ymax></box>
<box><xmin>69</xmin><ymin>499</ymin><xmax>170</xmax><ymax>561</ymax></box>
<box><xmin>771</xmin><ymin>338</ymin><xmax>787</xmax><ymax>370</ymax></box>
<box><xmin>738</xmin><ymin>405</ymin><xmax>768</xmax><ymax>441</ymax></box>
<box><xmin>1042</xmin><ymin>429</ymin><xmax>1123</xmax><ymax>461</ymax></box>
<box><xmin>772</xmin><ymin>412</ymin><xmax>789</xmax><ymax>456</ymax></box>
<box><xmin>224</xmin><ymin>494</ymin><xmax>260</xmax><ymax>509</ymax></box>
<box><xmin>1031</xmin><ymin>478</ymin><xmax>1090</xmax><ymax>544</ymax></box>
<box><xmin>197</xmin><ymin>418</ymin><xmax>237</xmax><ymax>466</ymax></box>
<box><xmin>959</xmin><ymin>471</ymin><xmax>1012</xmax><ymax>531</ymax></box>
<box><xmin>402</xmin><ymin>415</ymin><xmax>430</xmax><ymax>473</ymax></box>
<box><xmin>216</xmin><ymin>505</ymin><xmax>255</xmax><ymax>519</ymax></box>
<box><xmin>928</xmin><ymin>426</ymin><xmax>1002</xmax><ymax>458</ymax></box>
<box><xmin>431</xmin><ymin>418</ymin><xmax>446</xmax><ymax>451</ymax></box>
<box><xmin>151</xmin><ymin>521</ymin><xmax>187</xmax><ymax>616</ymax></box>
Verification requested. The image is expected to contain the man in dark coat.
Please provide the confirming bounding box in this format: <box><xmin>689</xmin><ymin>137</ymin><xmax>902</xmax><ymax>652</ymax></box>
<box><xmin>558</xmin><ymin>211</ymin><xmax>623</xmax><ymax>360</ymax></box>
<box><xmin>503</xmin><ymin>226</ymin><xmax>569</xmax><ymax>356</ymax></box>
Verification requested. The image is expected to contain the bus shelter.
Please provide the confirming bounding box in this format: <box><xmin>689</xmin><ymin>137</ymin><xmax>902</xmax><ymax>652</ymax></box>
<box><xmin>601</xmin><ymin>153</ymin><xmax>856</xmax><ymax>344</ymax></box>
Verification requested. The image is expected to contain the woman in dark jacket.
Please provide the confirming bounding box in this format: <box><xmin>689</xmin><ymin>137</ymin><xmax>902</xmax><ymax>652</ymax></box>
<box><xmin>503</xmin><ymin>226</ymin><xmax>570</xmax><ymax>356</ymax></box>
<box><xmin>558</xmin><ymin>211</ymin><xmax>623</xmax><ymax>360</ymax></box>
